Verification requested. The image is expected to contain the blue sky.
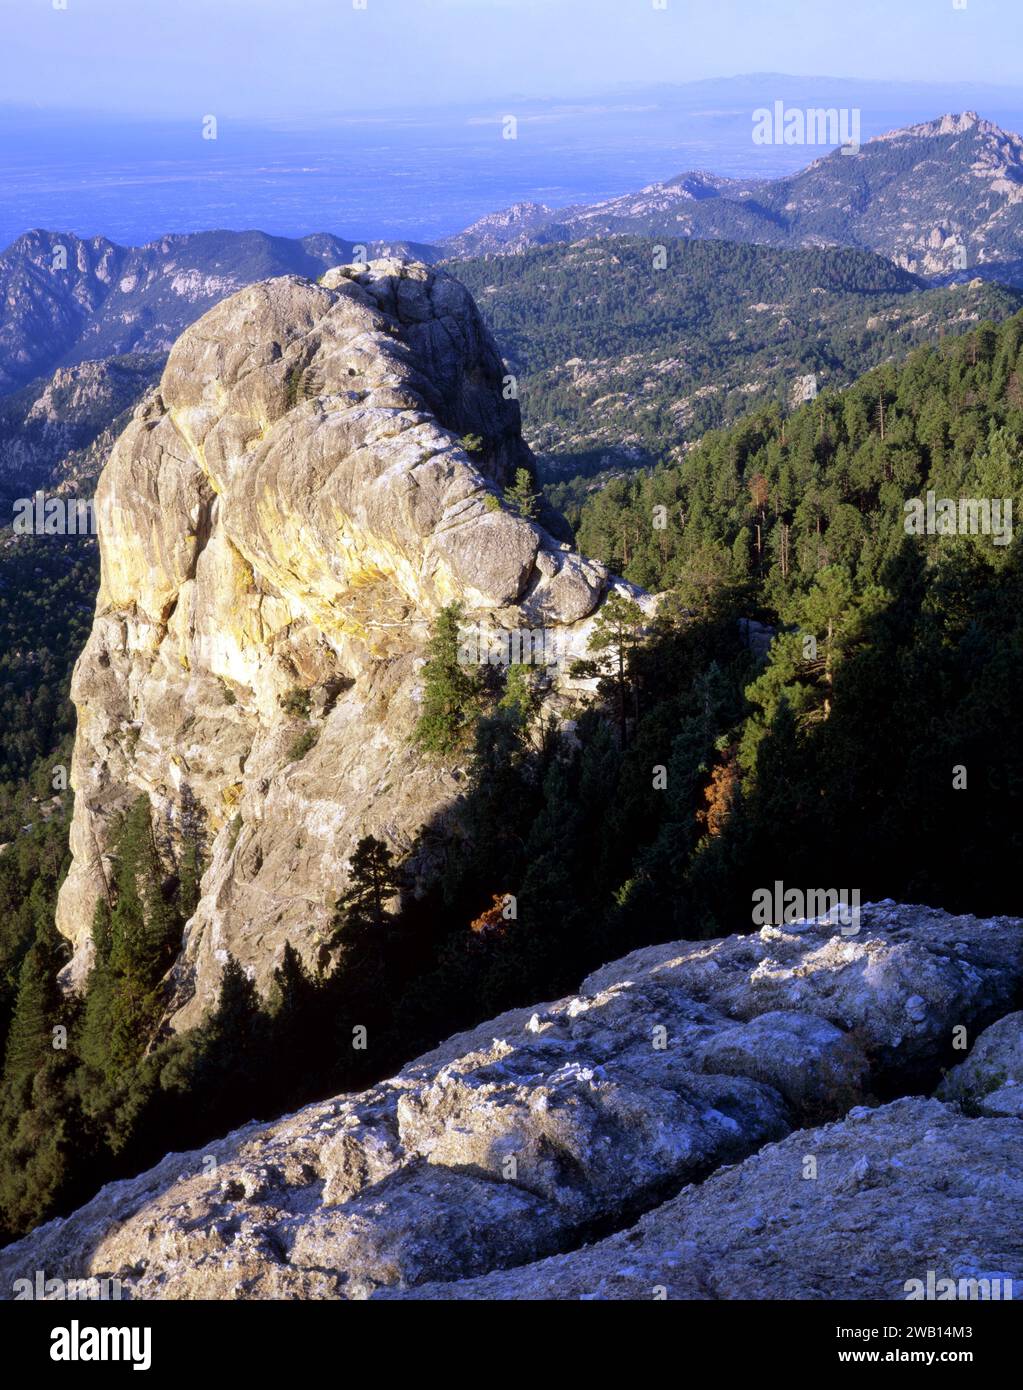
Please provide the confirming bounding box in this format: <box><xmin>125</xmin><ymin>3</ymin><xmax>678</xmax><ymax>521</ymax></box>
<box><xmin>2</xmin><ymin>0</ymin><xmax>1021</xmax><ymax>119</ymax></box>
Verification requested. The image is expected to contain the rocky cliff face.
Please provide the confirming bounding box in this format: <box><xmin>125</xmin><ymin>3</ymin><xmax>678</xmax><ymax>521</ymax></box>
<box><xmin>3</xmin><ymin>903</ymin><xmax>1020</xmax><ymax>1299</ymax></box>
<box><xmin>55</xmin><ymin>258</ymin><xmax>635</xmax><ymax>1028</ymax></box>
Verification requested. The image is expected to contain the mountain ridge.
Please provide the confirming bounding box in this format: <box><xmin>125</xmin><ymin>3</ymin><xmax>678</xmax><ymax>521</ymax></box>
<box><xmin>0</xmin><ymin>228</ymin><xmax>440</xmax><ymax>397</ymax></box>
<box><xmin>440</xmin><ymin>111</ymin><xmax>1023</xmax><ymax>283</ymax></box>
<box><xmin>5</xmin><ymin>108</ymin><xmax>1023</xmax><ymax>411</ymax></box>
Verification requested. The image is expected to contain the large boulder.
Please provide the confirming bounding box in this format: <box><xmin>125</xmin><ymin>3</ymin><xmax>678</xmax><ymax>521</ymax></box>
<box><xmin>583</xmin><ymin>900</ymin><xmax>1023</xmax><ymax>1082</ymax></box>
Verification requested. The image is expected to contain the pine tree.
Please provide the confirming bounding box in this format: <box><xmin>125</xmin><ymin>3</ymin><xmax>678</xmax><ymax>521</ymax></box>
<box><xmin>272</xmin><ymin>941</ymin><xmax>315</xmax><ymax>1013</ymax></box>
<box><xmin>0</xmin><ymin>914</ymin><xmax>66</xmax><ymax>1115</ymax></box>
<box><xmin>331</xmin><ymin>837</ymin><xmax>402</xmax><ymax>945</ymax></box>
<box><xmin>176</xmin><ymin>786</ymin><xmax>208</xmax><ymax>922</ymax></box>
<box><xmin>268</xmin><ymin>942</ymin><xmax>339</xmax><ymax>1104</ymax></box>
<box><xmin>413</xmin><ymin>603</ymin><xmax>483</xmax><ymax>755</ymax></box>
<box><xmin>579</xmin><ymin>593</ymin><xmax>646</xmax><ymax>747</ymax></box>
<box><xmin>160</xmin><ymin>954</ymin><xmax>271</xmax><ymax>1130</ymax></box>
<box><xmin>75</xmin><ymin>797</ymin><xmax>181</xmax><ymax>1150</ymax></box>
<box><xmin>323</xmin><ymin>836</ymin><xmax>400</xmax><ymax>1015</ymax></box>
<box><xmin>0</xmin><ymin>910</ymin><xmax>84</xmax><ymax>1240</ymax></box>
<box><xmin>497</xmin><ymin>663</ymin><xmax>538</xmax><ymax>727</ymax></box>
<box><xmin>216</xmin><ymin>956</ymin><xmax>264</xmax><ymax>1034</ymax></box>
<box><xmin>452</xmin><ymin>711</ymin><xmax>536</xmax><ymax>900</ymax></box>
<box><xmin>319</xmin><ymin>838</ymin><xmax>404</xmax><ymax>1086</ymax></box>
<box><xmin>102</xmin><ymin>798</ymin><xmax>178</xmax><ymax>1080</ymax></box>
<box><xmin>504</xmin><ymin>467</ymin><xmax>540</xmax><ymax>521</ymax></box>
<box><xmin>76</xmin><ymin>898</ymin><xmax>117</xmax><ymax>1082</ymax></box>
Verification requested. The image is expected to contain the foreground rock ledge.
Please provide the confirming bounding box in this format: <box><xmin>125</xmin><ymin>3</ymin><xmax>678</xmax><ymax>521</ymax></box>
<box><xmin>2</xmin><ymin>903</ymin><xmax>1020</xmax><ymax>1300</ymax></box>
<box><xmin>388</xmin><ymin>1098</ymin><xmax>1023</xmax><ymax>1300</ymax></box>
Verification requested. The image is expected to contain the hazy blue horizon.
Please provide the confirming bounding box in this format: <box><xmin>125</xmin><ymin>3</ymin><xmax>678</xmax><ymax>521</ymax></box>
<box><xmin>4</xmin><ymin>0</ymin><xmax>1022</xmax><ymax>249</ymax></box>
<box><xmin>3</xmin><ymin>0</ymin><xmax>1022</xmax><ymax>119</ymax></box>
<box><xmin>4</xmin><ymin>65</ymin><xmax>1023</xmax><ymax>254</ymax></box>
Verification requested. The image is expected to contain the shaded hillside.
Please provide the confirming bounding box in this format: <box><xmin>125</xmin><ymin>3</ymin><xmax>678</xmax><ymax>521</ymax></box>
<box><xmin>0</xmin><ymin>354</ymin><xmax>163</xmax><ymax>509</ymax></box>
<box><xmin>451</xmin><ymin>237</ymin><xmax>1022</xmax><ymax>479</ymax></box>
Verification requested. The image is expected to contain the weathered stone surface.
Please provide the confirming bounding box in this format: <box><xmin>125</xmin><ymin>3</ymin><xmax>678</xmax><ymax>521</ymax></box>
<box><xmin>582</xmin><ymin>900</ymin><xmax>1023</xmax><ymax>1079</ymax></box>
<box><xmin>390</xmin><ymin>1099</ymin><xmax>1023</xmax><ymax>1300</ymax></box>
<box><xmin>694</xmin><ymin>1010</ymin><xmax>867</xmax><ymax>1119</ymax></box>
<box><xmin>284</xmin><ymin>1166</ymin><xmax>564</xmax><ymax>1301</ymax></box>
<box><xmin>394</xmin><ymin>1045</ymin><xmax>788</xmax><ymax>1224</ymax></box>
<box><xmin>3</xmin><ymin>903</ymin><xmax>1019</xmax><ymax>1300</ymax></box>
<box><xmin>54</xmin><ymin>259</ymin><xmax>648</xmax><ymax>1026</ymax></box>
<box><xmin>937</xmin><ymin>1012</ymin><xmax>1023</xmax><ymax>1118</ymax></box>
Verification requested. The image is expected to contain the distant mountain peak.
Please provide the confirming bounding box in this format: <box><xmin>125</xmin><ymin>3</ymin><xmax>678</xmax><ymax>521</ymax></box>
<box><xmin>442</xmin><ymin>111</ymin><xmax>1023</xmax><ymax>285</ymax></box>
<box><xmin>871</xmin><ymin>110</ymin><xmax>1020</xmax><ymax>145</ymax></box>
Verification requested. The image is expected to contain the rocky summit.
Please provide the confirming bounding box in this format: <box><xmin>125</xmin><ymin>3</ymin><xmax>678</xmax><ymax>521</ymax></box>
<box><xmin>54</xmin><ymin>258</ymin><xmax>641</xmax><ymax>1028</ymax></box>
<box><xmin>2</xmin><ymin>902</ymin><xmax>1020</xmax><ymax>1300</ymax></box>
